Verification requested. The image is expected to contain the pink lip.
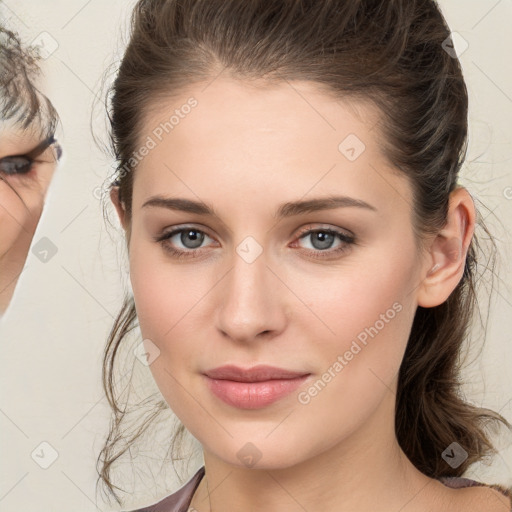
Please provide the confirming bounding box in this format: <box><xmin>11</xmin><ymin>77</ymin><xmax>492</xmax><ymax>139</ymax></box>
<box><xmin>203</xmin><ymin>365</ymin><xmax>311</xmax><ymax>409</ymax></box>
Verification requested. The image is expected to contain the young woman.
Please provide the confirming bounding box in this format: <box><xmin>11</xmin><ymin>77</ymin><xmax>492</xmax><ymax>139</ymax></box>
<box><xmin>0</xmin><ymin>24</ymin><xmax>62</xmax><ymax>317</ymax></box>
<box><xmin>99</xmin><ymin>1</ymin><xmax>512</xmax><ymax>510</ymax></box>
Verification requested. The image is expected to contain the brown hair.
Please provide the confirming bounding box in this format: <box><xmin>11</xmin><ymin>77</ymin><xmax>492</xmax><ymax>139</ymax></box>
<box><xmin>98</xmin><ymin>0</ymin><xmax>512</xmax><ymax>504</ymax></box>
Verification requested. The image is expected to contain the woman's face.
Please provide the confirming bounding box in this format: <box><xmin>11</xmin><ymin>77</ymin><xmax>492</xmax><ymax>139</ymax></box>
<box><xmin>0</xmin><ymin>124</ymin><xmax>59</xmax><ymax>260</ymax></box>
<box><xmin>121</xmin><ymin>78</ymin><xmax>432</xmax><ymax>469</ymax></box>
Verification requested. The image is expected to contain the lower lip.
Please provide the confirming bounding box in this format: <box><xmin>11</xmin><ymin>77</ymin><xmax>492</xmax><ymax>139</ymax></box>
<box><xmin>204</xmin><ymin>375</ymin><xmax>310</xmax><ymax>409</ymax></box>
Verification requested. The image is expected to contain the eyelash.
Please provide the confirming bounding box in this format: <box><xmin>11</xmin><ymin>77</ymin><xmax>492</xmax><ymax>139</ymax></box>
<box><xmin>0</xmin><ymin>138</ymin><xmax>62</xmax><ymax>177</ymax></box>
<box><xmin>155</xmin><ymin>225</ymin><xmax>356</xmax><ymax>261</ymax></box>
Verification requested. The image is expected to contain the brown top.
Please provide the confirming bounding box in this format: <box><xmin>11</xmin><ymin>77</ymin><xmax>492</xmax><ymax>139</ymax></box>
<box><xmin>125</xmin><ymin>466</ymin><xmax>512</xmax><ymax>512</ymax></box>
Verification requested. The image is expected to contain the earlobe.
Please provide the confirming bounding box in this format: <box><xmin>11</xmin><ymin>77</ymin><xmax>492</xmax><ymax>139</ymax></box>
<box><xmin>417</xmin><ymin>187</ymin><xmax>476</xmax><ymax>308</ymax></box>
<box><xmin>110</xmin><ymin>186</ymin><xmax>127</xmax><ymax>230</ymax></box>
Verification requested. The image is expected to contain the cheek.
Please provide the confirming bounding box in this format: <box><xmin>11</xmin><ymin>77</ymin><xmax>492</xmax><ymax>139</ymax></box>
<box><xmin>129</xmin><ymin>250</ymin><xmax>202</xmax><ymax>412</ymax></box>
<box><xmin>0</xmin><ymin>188</ymin><xmax>29</xmax><ymax>255</ymax></box>
<box><xmin>296</xmin><ymin>250</ymin><xmax>413</xmax><ymax>323</ymax></box>
<box><xmin>129</xmin><ymin>239</ymin><xmax>209</xmax><ymax>348</ymax></box>
<box><xmin>289</xmin><ymin>247</ymin><xmax>417</xmax><ymax>376</ymax></box>
<box><xmin>287</xmin><ymin>269</ymin><xmax>416</xmax><ymax>441</ymax></box>
<box><xmin>37</xmin><ymin>162</ymin><xmax>57</xmax><ymax>193</ymax></box>
<box><xmin>129</xmin><ymin>257</ymin><xmax>175</xmax><ymax>341</ymax></box>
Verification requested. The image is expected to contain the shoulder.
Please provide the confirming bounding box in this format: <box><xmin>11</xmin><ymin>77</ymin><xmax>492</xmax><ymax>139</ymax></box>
<box><xmin>439</xmin><ymin>476</ymin><xmax>512</xmax><ymax>511</ymax></box>
<box><xmin>123</xmin><ymin>466</ymin><xmax>205</xmax><ymax>512</ymax></box>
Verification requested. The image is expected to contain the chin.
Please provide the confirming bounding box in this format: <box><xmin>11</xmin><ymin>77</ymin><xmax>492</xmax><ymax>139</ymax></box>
<box><xmin>203</xmin><ymin>434</ymin><xmax>313</xmax><ymax>471</ymax></box>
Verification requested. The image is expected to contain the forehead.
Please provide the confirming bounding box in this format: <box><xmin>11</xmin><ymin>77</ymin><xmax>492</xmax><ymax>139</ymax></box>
<box><xmin>141</xmin><ymin>78</ymin><xmax>376</xmax><ymax>149</ymax></box>
<box><xmin>133</xmin><ymin>78</ymin><xmax>413</xmax><ymax>219</ymax></box>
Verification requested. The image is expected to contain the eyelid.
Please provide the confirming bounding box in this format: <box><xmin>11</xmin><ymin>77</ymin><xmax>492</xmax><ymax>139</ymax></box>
<box><xmin>295</xmin><ymin>223</ymin><xmax>355</xmax><ymax>240</ymax></box>
<box><xmin>0</xmin><ymin>137</ymin><xmax>62</xmax><ymax>176</ymax></box>
<box><xmin>157</xmin><ymin>223</ymin><xmax>353</xmax><ymax>242</ymax></box>
<box><xmin>0</xmin><ymin>135</ymin><xmax>57</xmax><ymax>161</ymax></box>
<box><xmin>25</xmin><ymin>136</ymin><xmax>57</xmax><ymax>159</ymax></box>
<box><xmin>156</xmin><ymin>223</ymin><xmax>356</xmax><ymax>259</ymax></box>
<box><xmin>158</xmin><ymin>223</ymin><xmax>215</xmax><ymax>239</ymax></box>
<box><xmin>0</xmin><ymin>155</ymin><xmax>33</xmax><ymax>175</ymax></box>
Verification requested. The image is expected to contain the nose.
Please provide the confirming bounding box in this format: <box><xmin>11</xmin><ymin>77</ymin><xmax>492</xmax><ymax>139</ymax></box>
<box><xmin>215</xmin><ymin>244</ymin><xmax>288</xmax><ymax>344</ymax></box>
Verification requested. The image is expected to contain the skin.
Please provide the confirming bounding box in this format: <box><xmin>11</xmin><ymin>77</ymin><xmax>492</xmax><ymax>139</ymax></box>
<box><xmin>111</xmin><ymin>78</ymin><xmax>508</xmax><ymax>511</ymax></box>
<box><xmin>0</xmin><ymin>123</ymin><xmax>59</xmax><ymax>314</ymax></box>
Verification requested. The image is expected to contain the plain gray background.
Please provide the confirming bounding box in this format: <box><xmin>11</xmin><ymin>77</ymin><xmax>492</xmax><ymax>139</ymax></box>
<box><xmin>0</xmin><ymin>1</ymin><xmax>511</xmax><ymax>510</ymax></box>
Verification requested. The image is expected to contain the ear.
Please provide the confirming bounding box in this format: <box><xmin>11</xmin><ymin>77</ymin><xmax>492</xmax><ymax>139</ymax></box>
<box><xmin>110</xmin><ymin>186</ymin><xmax>128</xmax><ymax>231</ymax></box>
<box><xmin>416</xmin><ymin>187</ymin><xmax>476</xmax><ymax>308</ymax></box>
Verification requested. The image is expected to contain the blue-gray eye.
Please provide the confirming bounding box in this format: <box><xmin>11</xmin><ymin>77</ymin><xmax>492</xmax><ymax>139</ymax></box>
<box><xmin>0</xmin><ymin>156</ymin><xmax>33</xmax><ymax>175</ymax></box>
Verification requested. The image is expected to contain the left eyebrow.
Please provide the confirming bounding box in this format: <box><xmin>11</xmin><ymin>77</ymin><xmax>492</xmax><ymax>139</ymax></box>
<box><xmin>142</xmin><ymin>194</ymin><xmax>378</xmax><ymax>218</ymax></box>
<box><xmin>275</xmin><ymin>195</ymin><xmax>378</xmax><ymax>217</ymax></box>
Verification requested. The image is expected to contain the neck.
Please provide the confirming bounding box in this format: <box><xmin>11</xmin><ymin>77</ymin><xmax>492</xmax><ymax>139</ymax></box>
<box><xmin>190</xmin><ymin>391</ymin><xmax>445</xmax><ymax>512</ymax></box>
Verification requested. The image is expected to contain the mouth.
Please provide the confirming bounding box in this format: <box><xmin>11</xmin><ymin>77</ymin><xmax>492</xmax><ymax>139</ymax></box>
<box><xmin>203</xmin><ymin>364</ymin><xmax>311</xmax><ymax>409</ymax></box>
<box><xmin>204</xmin><ymin>364</ymin><xmax>310</xmax><ymax>382</ymax></box>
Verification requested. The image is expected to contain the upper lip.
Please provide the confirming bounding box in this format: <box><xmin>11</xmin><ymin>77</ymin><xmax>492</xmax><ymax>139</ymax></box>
<box><xmin>204</xmin><ymin>365</ymin><xmax>310</xmax><ymax>382</ymax></box>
